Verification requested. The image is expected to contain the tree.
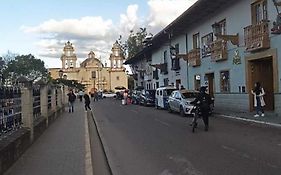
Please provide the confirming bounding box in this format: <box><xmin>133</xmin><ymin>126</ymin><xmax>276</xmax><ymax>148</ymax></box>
<box><xmin>120</xmin><ymin>28</ymin><xmax>152</xmax><ymax>59</ymax></box>
<box><xmin>3</xmin><ymin>54</ymin><xmax>48</xmax><ymax>83</ymax></box>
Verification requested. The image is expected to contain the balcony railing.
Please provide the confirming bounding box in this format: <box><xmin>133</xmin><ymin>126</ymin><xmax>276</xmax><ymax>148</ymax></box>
<box><xmin>188</xmin><ymin>48</ymin><xmax>201</xmax><ymax>67</ymax></box>
<box><xmin>244</xmin><ymin>20</ymin><xmax>270</xmax><ymax>52</ymax></box>
<box><xmin>210</xmin><ymin>39</ymin><xmax>227</xmax><ymax>61</ymax></box>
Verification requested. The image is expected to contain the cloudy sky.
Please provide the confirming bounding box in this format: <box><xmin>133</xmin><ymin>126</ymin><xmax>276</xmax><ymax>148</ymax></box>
<box><xmin>0</xmin><ymin>0</ymin><xmax>197</xmax><ymax>68</ymax></box>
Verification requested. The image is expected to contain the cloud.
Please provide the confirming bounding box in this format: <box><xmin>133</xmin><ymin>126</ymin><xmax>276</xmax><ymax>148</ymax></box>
<box><xmin>22</xmin><ymin>17</ymin><xmax>114</xmax><ymax>39</ymax></box>
<box><xmin>146</xmin><ymin>0</ymin><xmax>198</xmax><ymax>33</ymax></box>
<box><xmin>21</xmin><ymin>1</ymin><xmax>197</xmax><ymax>68</ymax></box>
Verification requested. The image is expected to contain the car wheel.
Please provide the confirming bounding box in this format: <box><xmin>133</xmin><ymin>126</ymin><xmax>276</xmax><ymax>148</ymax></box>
<box><xmin>180</xmin><ymin>106</ymin><xmax>186</xmax><ymax>117</ymax></box>
<box><xmin>144</xmin><ymin>101</ymin><xmax>147</xmax><ymax>106</ymax></box>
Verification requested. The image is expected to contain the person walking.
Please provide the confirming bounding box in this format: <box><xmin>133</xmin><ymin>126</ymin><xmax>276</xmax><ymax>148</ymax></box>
<box><xmin>251</xmin><ymin>82</ymin><xmax>265</xmax><ymax>117</ymax></box>
<box><xmin>123</xmin><ymin>90</ymin><xmax>128</xmax><ymax>105</ymax></box>
<box><xmin>83</xmin><ymin>93</ymin><xmax>92</xmax><ymax>111</ymax></box>
<box><xmin>78</xmin><ymin>89</ymin><xmax>84</xmax><ymax>102</ymax></box>
<box><xmin>67</xmin><ymin>89</ymin><xmax>76</xmax><ymax>113</ymax></box>
<box><xmin>191</xmin><ymin>86</ymin><xmax>212</xmax><ymax>131</ymax></box>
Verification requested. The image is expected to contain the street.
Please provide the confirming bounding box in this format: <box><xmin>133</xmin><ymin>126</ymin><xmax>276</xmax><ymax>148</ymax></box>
<box><xmin>92</xmin><ymin>98</ymin><xmax>281</xmax><ymax>175</ymax></box>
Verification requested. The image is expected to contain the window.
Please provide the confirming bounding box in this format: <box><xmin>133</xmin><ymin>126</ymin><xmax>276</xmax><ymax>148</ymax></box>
<box><xmin>201</xmin><ymin>33</ymin><xmax>213</xmax><ymax>57</ymax></box>
<box><xmin>160</xmin><ymin>90</ymin><xmax>163</xmax><ymax>96</ymax></box>
<box><xmin>252</xmin><ymin>0</ymin><xmax>267</xmax><ymax>24</ymax></box>
<box><xmin>156</xmin><ymin>82</ymin><xmax>159</xmax><ymax>88</ymax></box>
<box><xmin>116</xmin><ymin>76</ymin><xmax>120</xmax><ymax>80</ymax></box>
<box><xmin>193</xmin><ymin>33</ymin><xmax>200</xmax><ymax>49</ymax></box>
<box><xmin>220</xmin><ymin>70</ymin><xmax>230</xmax><ymax>93</ymax></box>
<box><xmin>91</xmin><ymin>71</ymin><xmax>96</xmax><ymax>79</ymax></box>
<box><xmin>194</xmin><ymin>75</ymin><xmax>201</xmax><ymax>91</ymax></box>
<box><xmin>164</xmin><ymin>50</ymin><xmax>167</xmax><ymax>63</ymax></box>
<box><xmin>213</xmin><ymin>19</ymin><xmax>226</xmax><ymax>39</ymax></box>
<box><xmin>153</xmin><ymin>69</ymin><xmax>159</xmax><ymax>80</ymax></box>
<box><xmin>171</xmin><ymin>44</ymin><xmax>180</xmax><ymax>70</ymax></box>
<box><xmin>164</xmin><ymin>78</ymin><xmax>169</xmax><ymax>87</ymax></box>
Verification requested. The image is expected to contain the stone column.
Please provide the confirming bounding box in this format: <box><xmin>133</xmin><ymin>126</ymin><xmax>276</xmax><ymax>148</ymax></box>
<box><xmin>51</xmin><ymin>87</ymin><xmax>57</xmax><ymax>114</ymax></box>
<box><xmin>21</xmin><ymin>87</ymin><xmax>34</xmax><ymax>141</ymax></box>
<box><xmin>40</xmin><ymin>85</ymin><xmax>49</xmax><ymax>127</ymax></box>
<box><xmin>57</xmin><ymin>88</ymin><xmax>63</xmax><ymax>109</ymax></box>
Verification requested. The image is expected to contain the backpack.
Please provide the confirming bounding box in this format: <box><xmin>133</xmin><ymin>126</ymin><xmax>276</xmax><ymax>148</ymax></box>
<box><xmin>200</xmin><ymin>95</ymin><xmax>210</xmax><ymax>112</ymax></box>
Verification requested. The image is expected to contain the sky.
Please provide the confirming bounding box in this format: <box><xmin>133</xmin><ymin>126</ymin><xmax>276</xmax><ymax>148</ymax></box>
<box><xmin>0</xmin><ymin>0</ymin><xmax>198</xmax><ymax>69</ymax></box>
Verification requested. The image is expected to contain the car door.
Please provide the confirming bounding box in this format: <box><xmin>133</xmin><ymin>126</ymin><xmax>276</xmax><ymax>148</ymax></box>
<box><xmin>159</xmin><ymin>90</ymin><xmax>164</xmax><ymax>108</ymax></box>
<box><xmin>174</xmin><ymin>92</ymin><xmax>181</xmax><ymax>112</ymax></box>
<box><xmin>169</xmin><ymin>91</ymin><xmax>176</xmax><ymax>110</ymax></box>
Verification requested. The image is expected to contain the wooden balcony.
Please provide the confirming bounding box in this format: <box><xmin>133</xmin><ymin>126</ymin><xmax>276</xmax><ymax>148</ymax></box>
<box><xmin>210</xmin><ymin>39</ymin><xmax>227</xmax><ymax>61</ymax></box>
<box><xmin>187</xmin><ymin>48</ymin><xmax>201</xmax><ymax>67</ymax></box>
<box><xmin>244</xmin><ymin>21</ymin><xmax>270</xmax><ymax>52</ymax></box>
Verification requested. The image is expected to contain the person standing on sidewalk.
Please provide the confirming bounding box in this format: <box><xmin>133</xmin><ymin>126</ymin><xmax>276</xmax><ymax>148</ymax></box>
<box><xmin>67</xmin><ymin>89</ymin><xmax>76</xmax><ymax>113</ymax></box>
<box><xmin>251</xmin><ymin>82</ymin><xmax>265</xmax><ymax>117</ymax></box>
<box><xmin>83</xmin><ymin>93</ymin><xmax>92</xmax><ymax>111</ymax></box>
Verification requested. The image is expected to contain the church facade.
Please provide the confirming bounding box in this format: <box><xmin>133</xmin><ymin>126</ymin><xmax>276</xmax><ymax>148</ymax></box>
<box><xmin>48</xmin><ymin>41</ymin><xmax>128</xmax><ymax>93</ymax></box>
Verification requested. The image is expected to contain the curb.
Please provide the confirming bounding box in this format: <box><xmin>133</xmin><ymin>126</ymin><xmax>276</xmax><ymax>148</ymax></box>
<box><xmin>89</xmin><ymin>111</ymin><xmax>114</xmax><ymax>175</ymax></box>
<box><xmin>217</xmin><ymin>114</ymin><xmax>281</xmax><ymax>129</ymax></box>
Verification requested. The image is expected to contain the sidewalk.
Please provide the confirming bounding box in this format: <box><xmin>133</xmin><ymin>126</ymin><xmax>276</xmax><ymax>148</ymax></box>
<box><xmin>4</xmin><ymin>102</ymin><xmax>93</xmax><ymax>175</ymax></box>
<box><xmin>215</xmin><ymin>108</ymin><xmax>281</xmax><ymax>128</ymax></box>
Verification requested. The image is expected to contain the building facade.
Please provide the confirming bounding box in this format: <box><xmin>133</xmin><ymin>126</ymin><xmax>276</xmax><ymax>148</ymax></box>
<box><xmin>49</xmin><ymin>41</ymin><xmax>128</xmax><ymax>93</ymax></box>
<box><xmin>125</xmin><ymin>0</ymin><xmax>281</xmax><ymax>114</ymax></box>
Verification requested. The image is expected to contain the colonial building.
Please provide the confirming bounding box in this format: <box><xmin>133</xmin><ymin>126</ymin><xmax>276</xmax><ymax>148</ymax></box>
<box><xmin>125</xmin><ymin>0</ymin><xmax>281</xmax><ymax>114</ymax></box>
<box><xmin>49</xmin><ymin>41</ymin><xmax>128</xmax><ymax>93</ymax></box>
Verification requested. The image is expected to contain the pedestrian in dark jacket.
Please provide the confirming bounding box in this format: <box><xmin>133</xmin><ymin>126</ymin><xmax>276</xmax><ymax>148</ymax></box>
<box><xmin>84</xmin><ymin>93</ymin><xmax>91</xmax><ymax>111</ymax></box>
<box><xmin>67</xmin><ymin>89</ymin><xmax>76</xmax><ymax>113</ymax></box>
<box><xmin>191</xmin><ymin>86</ymin><xmax>212</xmax><ymax>131</ymax></box>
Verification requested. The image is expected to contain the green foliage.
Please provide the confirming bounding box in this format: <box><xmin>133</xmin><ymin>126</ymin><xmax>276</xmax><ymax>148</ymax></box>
<box><xmin>120</xmin><ymin>28</ymin><xmax>151</xmax><ymax>59</ymax></box>
<box><xmin>53</xmin><ymin>78</ymin><xmax>85</xmax><ymax>90</ymax></box>
<box><xmin>3</xmin><ymin>54</ymin><xmax>48</xmax><ymax>82</ymax></box>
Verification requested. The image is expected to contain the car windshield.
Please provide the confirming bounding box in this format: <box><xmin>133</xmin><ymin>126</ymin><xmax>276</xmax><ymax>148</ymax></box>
<box><xmin>164</xmin><ymin>89</ymin><xmax>175</xmax><ymax>96</ymax></box>
<box><xmin>146</xmin><ymin>91</ymin><xmax>155</xmax><ymax>98</ymax></box>
<box><xmin>182</xmin><ymin>92</ymin><xmax>199</xmax><ymax>99</ymax></box>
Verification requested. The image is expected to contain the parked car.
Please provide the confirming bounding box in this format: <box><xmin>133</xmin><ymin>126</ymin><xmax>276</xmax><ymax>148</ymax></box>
<box><xmin>168</xmin><ymin>90</ymin><xmax>200</xmax><ymax>117</ymax></box>
<box><xmin>155</xmin><ymin>86</ymin><xmax>177</xmax><ymax>109</ymax></box>
<box><xmin>131</xmin><ymin>90</ymin><xmax>142</xmax><ymax>104</ymax></box>
<box><xmin>139</xmin><ymin>89</ymin><xmax>156</xmax><ymax>106</ymax></box>
<box><xmin>102</xmin><ymin>92</ymin><xmax>116</xmax><ymax>98</ymax></box>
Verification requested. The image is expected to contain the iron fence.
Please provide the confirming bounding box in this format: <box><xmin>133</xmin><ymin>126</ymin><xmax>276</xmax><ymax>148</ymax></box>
<box><xmin>47</xmin><ymin>88</ymin><xmax>52</xmax><ymax>110</ymax></box>
<box><xmin>0</xmin><ymin>86</ymin><xmax>22</xmax><ymax>136</ymax></box>
<box><xmin>32</xmin><ymin>87</ymin><xmax>41</xmax><ymax>120</ymax></box>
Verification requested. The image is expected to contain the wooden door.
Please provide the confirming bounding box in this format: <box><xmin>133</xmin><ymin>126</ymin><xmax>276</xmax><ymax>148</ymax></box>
<box><xmin>249</xmin><ymin>57</ymin><xmax>274</xmax><ymax>111</ymax></box>
<box><xmin>206</xmin><ymin>73</ymin><xmax>214</xmax><ymax>98</ymax></box>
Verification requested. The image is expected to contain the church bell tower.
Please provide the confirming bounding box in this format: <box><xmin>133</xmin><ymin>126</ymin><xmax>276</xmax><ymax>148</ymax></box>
<box><xmin>61</xmin><ymin>41</ymin><xmax>77</xmax><ymax>69</ymax></box>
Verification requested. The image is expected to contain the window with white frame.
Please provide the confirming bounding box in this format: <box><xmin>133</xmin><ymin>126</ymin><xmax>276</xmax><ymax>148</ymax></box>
<box><xmin>251</xmin><ymin>0</ymin><xmax>268</xmax><ymax>24</ymax></box>
<box><xmin>220</xmin><ymin>70</ymin><xmax>230</xmax><ymax>93</ymax></box>
<box><xmin>201</xmin><ymin>33</ymin><xmax>213</xmax><ymax>57</ymax></box>
<box><xmin>193</xmin><ymin>33</ymin><xmax>200</xmax><ymax>49</ymax></box>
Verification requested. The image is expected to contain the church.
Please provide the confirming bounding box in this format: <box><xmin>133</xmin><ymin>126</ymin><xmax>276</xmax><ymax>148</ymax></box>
<box><xmin>48</xmin><ymin>41</ymin><xmax>128</xmax><ymax>93</ymax></box>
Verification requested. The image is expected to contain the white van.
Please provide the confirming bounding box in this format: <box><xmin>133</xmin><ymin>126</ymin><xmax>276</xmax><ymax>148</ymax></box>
<box><xmin>155</xmin><ymin>86</ymin><xmax>177</xmax><ymax>109</ymax></box>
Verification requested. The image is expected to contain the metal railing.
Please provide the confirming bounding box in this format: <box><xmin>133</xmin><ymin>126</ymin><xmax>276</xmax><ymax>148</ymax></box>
<box><xmin>32</xmin><ymin>87</ymin><xmax>41</xmax><ymax>121</ymax></box>
<box><xmin>47</xmin><ymin>88</ymin><xmax>52</xmax><ymax>110</ymax></box>
<box><xmin>0</xmin><ymin>86</ymin><xmax>22</xmax><ymax>137</ymax></box>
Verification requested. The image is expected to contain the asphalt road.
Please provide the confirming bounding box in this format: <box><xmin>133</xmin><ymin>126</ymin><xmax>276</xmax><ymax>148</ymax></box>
<box><xmin>92</xmin><ymin>98</ymin><xmax>281</xmax><ymax>175</ymax></box>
